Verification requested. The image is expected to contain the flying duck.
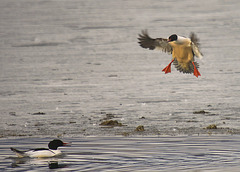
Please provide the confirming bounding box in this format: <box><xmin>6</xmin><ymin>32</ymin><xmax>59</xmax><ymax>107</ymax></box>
<box><xmin>10</xmin><ymin>139</ymin><xmax>70</xmax><ymax>158</ymax></box>
<box><xmin>138</xmin><ymin>30</ymin><xmax>203</xmax><ymax>77</ymax></box>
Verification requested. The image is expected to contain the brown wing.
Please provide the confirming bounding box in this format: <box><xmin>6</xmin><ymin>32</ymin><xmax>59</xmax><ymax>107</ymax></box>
<box><xmin>138</xmin><ymin>30</ymin><xmax>172</xmax><ymax>53</ymax></box>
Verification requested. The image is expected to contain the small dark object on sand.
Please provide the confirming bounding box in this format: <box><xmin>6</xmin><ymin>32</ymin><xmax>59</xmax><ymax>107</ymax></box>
<box><xmin>9</xmin><ymin>112</ymin><xmax>16</xmax><ymax>116</ymax></box>
<box><xmin>193</xmin><ymin>110</ymin><xmax>209</xmax><ymax>114</ymax></box>
<box><xmin>122</xmin><ymin>132</ymin><xmax>130</xmax><ymax>136</ymax></box>
<box><xmin>32</xmin><ymin>112</ymin><xmax>46</xmax><ymax>115</ymax></box>
<box><xmin>100</xmin><ymin>120</ymin><xmax>122</xmax><ymax>127</ymax></box>
<box><xmin>206</xmin><ymin>124</ymin><xmax>217</xmax><ymax>129</ymax></box>
<box><xmin>105</xmin><ymin>113</ymin><xmax>115</xmax><ymax>119</ymax></box>
<box><xmin>135</xmin><ymin>125</ymin><xmax>145</xmax><ymax>131</ymax></box>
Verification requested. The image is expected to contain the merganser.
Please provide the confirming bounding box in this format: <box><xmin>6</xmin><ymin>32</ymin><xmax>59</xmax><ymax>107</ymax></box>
<box><xmin>138</xmin><ymin>30</ymin><xmax>203</xmax><ymax>77</ymax></box>
<box><xmin>10</xmin><ymin>139</ymin><xmax>70</xmax><ymax>158</ymax></box>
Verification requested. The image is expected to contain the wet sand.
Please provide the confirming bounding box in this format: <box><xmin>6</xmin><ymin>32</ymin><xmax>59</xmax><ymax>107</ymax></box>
<box><xmin>0</xmin><ymin>0</ymin><xmax>240</xmax><ymax>138</ymax></box>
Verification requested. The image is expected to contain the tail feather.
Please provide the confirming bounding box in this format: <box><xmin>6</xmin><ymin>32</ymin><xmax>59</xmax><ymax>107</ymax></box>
<box><xmin>10</xmin><ymin>147</ymin><xmax>26</xmax><ymax>158</ymax></box>
<box><xmin>173</xmin><ymin>59</ymin><xmax>199</xmax><ymax>74</ymax></box>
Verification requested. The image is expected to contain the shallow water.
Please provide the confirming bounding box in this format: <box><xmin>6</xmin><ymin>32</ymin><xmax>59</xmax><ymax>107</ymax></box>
<box><xmin>1</xmin><ymin>136</ymin><xmax>240</xmax><ymax>171</ymax></box>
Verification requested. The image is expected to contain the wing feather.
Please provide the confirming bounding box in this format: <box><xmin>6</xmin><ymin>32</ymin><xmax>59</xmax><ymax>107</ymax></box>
<box><xmin>190</xmin><ymin>32</ymin><xmax>203</xmax><ymax>59</ymax></box>
<box><xmin>138</xmin><ymin>30</ymin><xmax>172</xmax><ymax>53</ymax></box>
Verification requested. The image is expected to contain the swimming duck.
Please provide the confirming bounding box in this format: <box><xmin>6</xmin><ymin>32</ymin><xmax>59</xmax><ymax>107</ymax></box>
<box><xmin>10</xmin><ymin>139</ymin><xmax>70</xmax><ymax>158</ymax></box>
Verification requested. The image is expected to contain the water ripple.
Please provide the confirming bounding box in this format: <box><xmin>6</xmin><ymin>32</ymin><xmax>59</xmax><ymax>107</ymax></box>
<box><xmin>1</xmin><ymin>136</ymin><xmax>240</xmax><ymax>171</ymax></box>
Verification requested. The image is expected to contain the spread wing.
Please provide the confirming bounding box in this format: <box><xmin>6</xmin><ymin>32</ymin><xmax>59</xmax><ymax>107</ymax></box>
<box><xmin>190</xmin><ymin>32</ymin><xmax>203</xmax><ymax>59</ymax></box>
<box><xmin>138</xmin><ymin>30</ymin><xmax>172</xmax><ymax>53</ymax></box>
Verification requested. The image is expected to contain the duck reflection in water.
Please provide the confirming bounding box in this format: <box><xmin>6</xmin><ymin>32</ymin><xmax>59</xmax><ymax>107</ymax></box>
<box><xmin>10</xmin><ymin>157</ymin><xmax>68</xmax><ymax>169</ymax></box>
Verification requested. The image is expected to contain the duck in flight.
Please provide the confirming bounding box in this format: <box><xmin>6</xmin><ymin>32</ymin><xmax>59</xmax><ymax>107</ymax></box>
<box><xmin>138</xmin><ymin>30</ymin><xmax>203</xmax><ymax>77</ymax></box>
<box><xmin>10</xmin><ymin>139</ymin><xmax>70</xmax><ymax>158</ymax></box>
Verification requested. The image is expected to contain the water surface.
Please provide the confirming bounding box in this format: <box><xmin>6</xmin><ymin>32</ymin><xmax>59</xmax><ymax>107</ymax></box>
<box><xmin>1</xmin><ymin>136</ymin><xmax>240</xmax><ymax>171</ymax></box>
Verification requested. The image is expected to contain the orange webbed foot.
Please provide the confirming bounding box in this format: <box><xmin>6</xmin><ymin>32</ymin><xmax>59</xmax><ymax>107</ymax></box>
<box><xmin>192</xmin><ymin>62</ymin><xmax>201</xmax><ymax>78</ymax></box>
<box><xmin>162</xmin><ymin>59</ymin><xmax>174</xmax><ymax>74</ymax></box>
